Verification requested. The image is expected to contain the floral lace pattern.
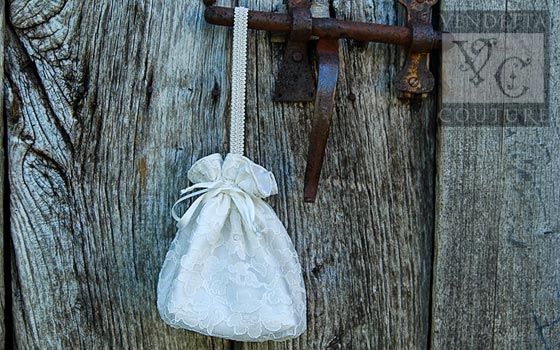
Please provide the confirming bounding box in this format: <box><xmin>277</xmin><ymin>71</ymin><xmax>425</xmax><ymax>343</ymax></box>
<box><xmin>157</xmin><ymin>153</ymin><xmax>307</xmax><ymax>341</ymax></box>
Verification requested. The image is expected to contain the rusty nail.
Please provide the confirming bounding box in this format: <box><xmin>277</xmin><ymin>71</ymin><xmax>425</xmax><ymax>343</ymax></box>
<box><xmin>292</xmin><ymin>51</ymin><xmax>304</xmax><ymax>62</ymax></box>
<box><xmin>408</xmin><ymin>77</ymin><xmax>419</xmax><ymax>87</ymax></box>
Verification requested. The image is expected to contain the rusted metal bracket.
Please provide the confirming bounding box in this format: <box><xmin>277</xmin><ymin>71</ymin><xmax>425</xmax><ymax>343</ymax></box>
<box><xmin>273</xmin><ymin>0</ymin><xmax>316</xmax><ymax>102</ymax></box>
<box><xmin>203</xmin><ymin>0</ymin><xmax>441</xmax><ymax>202</ymax></box>
<box><xmin>395</xmin><ymin>0</ymin><xmax>439</xmax><ymax>97</ymax></box>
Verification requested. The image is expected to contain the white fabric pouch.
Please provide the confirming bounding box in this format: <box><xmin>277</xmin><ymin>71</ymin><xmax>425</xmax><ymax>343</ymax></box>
<box><xmin>157</xmin><ymin>153</ymin><xmax>307</xmax><ymax>341</ymax></box>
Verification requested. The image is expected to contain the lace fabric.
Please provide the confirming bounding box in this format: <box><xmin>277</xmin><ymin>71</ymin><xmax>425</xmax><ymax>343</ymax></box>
<box><xmin>157</xmin><ymin>154</ymin><xmax>307</xmax><ymax>341</ymax></box>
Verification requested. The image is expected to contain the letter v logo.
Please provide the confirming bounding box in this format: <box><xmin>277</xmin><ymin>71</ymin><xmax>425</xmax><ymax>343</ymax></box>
<box><xmin>452</xmin><ymin>38</ymin><xmax>497</xmax><ymax>86</ymax></box>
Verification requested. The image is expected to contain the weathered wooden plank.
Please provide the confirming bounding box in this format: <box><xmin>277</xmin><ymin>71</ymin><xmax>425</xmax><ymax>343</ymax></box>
<box><xmin>239</xmin><ymin>0</ymin><xmax>436</xmax><ymax>349</ymax></box>
<box><xmin>432</xmin><ymin>1</ymin><xmax>560</xmax><ymax>349</ymax></box>
<box><xmin>5</xmin><ymin>0</ymin><xmax>436</xmax><ymax>349</ymax></box>
<box><xmin>0</xmin><ymin>0</ymin><xmax>6</xmax><ymax>347</ymax></box>
<box><xmin>5</xmin><ymin>0</ymin><xmax>235</xmax><ymax>348</ymax></box>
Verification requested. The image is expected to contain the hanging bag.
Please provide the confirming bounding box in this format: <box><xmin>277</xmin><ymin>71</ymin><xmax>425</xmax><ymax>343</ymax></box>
<box><xmin>157</xmin><ymin>7</ymin><xmax>307</xmax><ymax>342</ymax></box>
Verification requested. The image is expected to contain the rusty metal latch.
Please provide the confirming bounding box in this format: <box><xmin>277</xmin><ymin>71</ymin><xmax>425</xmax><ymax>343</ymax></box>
<box><xmin>273</xmin><ymin>0</ymin><xmax>316</xmax><ymax>102</ymax></box>
<box><xmin>395</xmin><ymin>0</ymin><xmax>439</xmax><ymax>96</ymax></box>
<box><xmin>304</xmin><ymin>38</ymin><xmax>339</xmax><ymax>202</ymax></box>
<box><xmin>203</xmin><ymin>0</ymin><xmax>442</xmax><ymax>202</ymax></box>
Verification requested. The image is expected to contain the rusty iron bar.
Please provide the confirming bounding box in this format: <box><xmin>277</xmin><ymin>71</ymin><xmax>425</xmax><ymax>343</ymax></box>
<box><xmin>204</xmin><ymin>6</ymin><xmax>443</xmax><ymax>49</ymax></box>
<box><xmin>303</xmin><ymin>39</ymin><xmax>339</xmax><ymax>203</ymax></box>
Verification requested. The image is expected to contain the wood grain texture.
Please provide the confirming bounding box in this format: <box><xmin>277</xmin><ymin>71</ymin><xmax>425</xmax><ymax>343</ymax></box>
<box><xmin>239</xmin><ymin>0</ymin><xmax>436</xmax><ymax>349</ymax></box>
<box><xmin>4</xmin><ymin>0</ymin><xmax>232</xmax><ymax>348</ymax></box>
<box><xmin>432</xmin><ymin>1</ymin><xmax>560</xmax><ymax>349</ymax></box>
<box><xmin>0</xmin><ymin>0</ymin><xmax>6</xmax><ymax>347</ymax></box>
<box><xmin>4</xmin><ymin>0</ymin><xmax>435</xmax><ymax>349</ymax></box>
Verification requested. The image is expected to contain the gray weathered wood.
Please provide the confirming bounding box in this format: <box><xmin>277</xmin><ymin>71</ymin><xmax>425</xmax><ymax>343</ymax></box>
<box><xmin>432</xmin><ymin>1</ymin><xmax>560</xmax><ymax>349</ymax></box>
<box><xmin>239</xmin><ymin>0</ymin><xmax>436</xmax><ymax>348</ymax></box>
<box><xmin>0</xmin><ymin>0</ymin><xmax>6</xmax><ymax>347</ymax></box>
<box><xmin>4</xmin><ymin>0</ymin><xmax>435</xmax><ymax>349</ymax></box>
<box><xmin>4</xmin><ymin>0</ymin><xmax>231</xmax><ymax>348</ymax></box>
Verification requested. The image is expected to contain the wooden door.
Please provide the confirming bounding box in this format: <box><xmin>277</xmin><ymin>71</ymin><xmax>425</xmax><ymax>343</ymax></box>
<box><xmin>1</xmin><ymin>0</ymin><xmax>557</xmax><ymax>349</ymax></box>
<box><xmin>432</xmin><ymin>1</ymin><xmax>560</xmax><ymax>349</ymax></box>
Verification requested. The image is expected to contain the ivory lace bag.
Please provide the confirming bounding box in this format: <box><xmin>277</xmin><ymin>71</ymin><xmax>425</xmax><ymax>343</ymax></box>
<box><xmin>157</xmin><ymin>7</ymin><xmax>307</xmax><ymax>342</ymax></box>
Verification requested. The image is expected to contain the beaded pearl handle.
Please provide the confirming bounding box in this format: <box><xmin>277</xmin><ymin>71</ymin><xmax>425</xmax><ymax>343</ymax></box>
<box><xmin>229</xmin><ymin>7</ymin><xmax>249</xmax><ymax>155</ymax></box>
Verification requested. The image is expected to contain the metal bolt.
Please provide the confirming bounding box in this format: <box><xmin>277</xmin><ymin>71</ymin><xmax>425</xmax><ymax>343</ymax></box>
<box><xmin>408</xmin><ymin>77</ymin><xmax>419</xmax><ymax>87</ymax></box>
<box><xmin>292</xmin><ymin>51</ymin><xmax>303</xmax><ymax>62</ymax></box>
